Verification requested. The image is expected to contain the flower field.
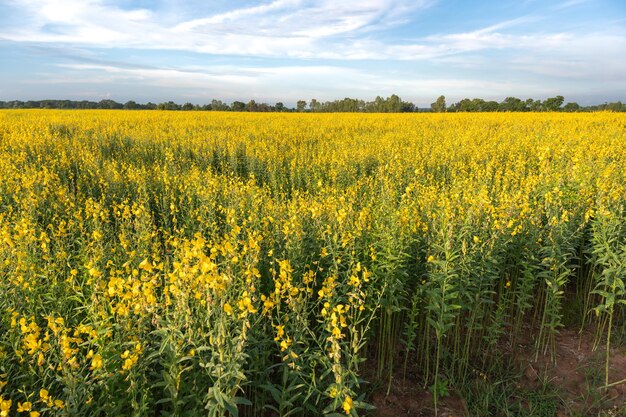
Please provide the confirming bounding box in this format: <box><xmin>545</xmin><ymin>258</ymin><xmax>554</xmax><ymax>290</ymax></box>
<box><xmin>0</xmin><ymin>110</ymin><xmax>624</xmax><ymax>416</ymax></box>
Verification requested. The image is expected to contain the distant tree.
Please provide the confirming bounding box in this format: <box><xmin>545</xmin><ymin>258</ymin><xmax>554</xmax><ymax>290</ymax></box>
<box><xmin>367</xmin><ymin>96</ymin><xmax>382</xmax><ymax>112</ymax></box>
<box><xmin>604</xmin><ymin>101</ymin><xmax>625</xmax><ymax>112</ymax></box>
<box><xmin>57</xmin><ymin>100</ymin><xmax>72</xmax><ymax>109</ymax></box>
<box><xmin>386</xmin><ymin>94</ymin><xmax>402</xmax><ymax>112</ymax></box>
<box><xmin>309</xmin><ymin>99</ymin><xmax>321</xmax><ymax>112</ymax></box>
<box><xmin>431</xmin><ymin>95</ymin><xmax>446</xmax><ymax>112</ymax></box>
<box><xmin>123</xmin><ymin>100</ymin><xmax>139</xmax><ymax>110</ymax></box>
<box><xmin>450</xmin><ymin>98</ymin><xmax>480</xmax><ymax>112</ymax></box>
<box><xmin>482</xmin><ymin>101</ymin><xmax>499</xmax><ymax>112</ymax></box>
<box><xmin>211</xmin><ymin>99</ymin><xmax>229</xmax><ymax>111</ymax></box>
<box><xmin>526</xmin><ymin>99</ymin><xmax>543</xmax><ymax>112</ymax></box>
<box><xmin>157</xmin><ymin>101</ymin><xmax>181</xmax><ymax>110</ymax></box>
<box><xmin>543</xmin><ymin>95</ymin><xmax>564</xmax><ymax>111</ymax></box>
<box><xmin>296</xmin><ymin>100</ymin><xmax>307</xmax><ymax>112</ymax></box>
<box><xmin>3</xmin><ymin>95</ymin><xmax>620</xmax><ymax>112</ymax></box>
<box><xmin>470</xmin><ymin>98</ymin><xmax>485</xmax><ymax>111</ymax></box>
<box><xmin>451</xmin><ymin>98</ymin><xmax>474</xmax><ymax>112</ymax></box>
<box><xmin>335</xmin><ymin>98</ymin><xmax>362</xmax><ymax>112</ymax></box>
<box><xmin>99</xmin><ymin>99</ymin><xmax>123</xmax><ymax>109</ymax></box>
<box><xmin>76</xmin><ymin>100</ymin><xmax>95</xmax><ymax>109</ymax></box>
<box><xmin>245</xmin><ymin>100</ymin><xmax>258</xmax><ymax>112</ymax></box>
<box><xmin>563</xmin><ymin>102</ymin><xmax>581</xmax><ymax>112</ymax></box>
<box><xmin>231</xmin><ymin>101</ymin><xmax>246</xmax><ymax>111</ymax></box>
<box><xmin>500</xmin><ymin>97</ymin><xmax>526</xmax><ymax>112</ymax></box>
<box><xmin>256</xmin><ymin>102</ymin><xmax>272</xmax><ymax>112</ymax></box>
<box><xmin>401</xmin><ymin>101</ymin><xmax>416</xmax><ymax>112</ymax></box>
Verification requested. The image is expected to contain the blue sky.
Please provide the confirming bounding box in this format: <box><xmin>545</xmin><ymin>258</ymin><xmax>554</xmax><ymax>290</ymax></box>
<box><xmin>0</xmin><ymin>0</ymin><xmax>625</xmax><ymax>106</ymax></box>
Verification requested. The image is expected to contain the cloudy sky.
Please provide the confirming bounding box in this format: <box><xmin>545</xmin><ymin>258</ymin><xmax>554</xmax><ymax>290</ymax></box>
<box><xmin>0</xmin><ymin>0</ymin><xmax>625</xmax><ymax>106</ymax></box>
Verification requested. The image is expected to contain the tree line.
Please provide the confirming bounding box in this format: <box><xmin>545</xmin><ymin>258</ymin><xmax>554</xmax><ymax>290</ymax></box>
<box><xmin>0</xmin><ymin>95</ymin><xmax>416</xmax><ymax>112</ymax></box>
<box><xmin>432</xmin><ymin>95</ymin><xmax>626</xmax><ymax>112</ymax></box>
<box><xmin>0</xmin><ymin>95</ymin><xmax>624</xmax><ymax>112</ymax></box>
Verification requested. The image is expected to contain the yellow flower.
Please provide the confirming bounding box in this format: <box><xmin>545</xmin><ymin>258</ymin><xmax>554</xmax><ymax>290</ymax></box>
<box><xmin>88</xmin><ymin>267</ymin><xmax>101</xmax><ymax>278</ymax></box>
<box><xmin>90</xmin><ymin>354</ymin><xmax>103</xmax><ymax>370</ymax></box>
<box><xmin>223</xmin><ymin>303</ymin><xmax>233</xmax><ymax>316</ymax></box>
<box><xmin>39</xmin><ymin>389</ymin><xmax>49</xmax><ymax>402</ymax></box>
<box><xmin>139</xmin><ymin>258</ymin><xmax>153</xmax><ymax>272</ymax></box>
<box><xmin>122</xmin><ymin>357</ymin><xmax>135</xmax><ymax>371</ymax></box>
<box><xmin>342</xmin><ymin>396</ymin><xmax>353</xmax><ymax>414</ymax></box>
<box><xmin>0</xmin><ymin>398</ymin><xmax>12</xmax><ymax>417</ymax></box>
<box><xmin>279</xmin><ymin>339</ymin><xmax>291</xmax><ymax>352</ymax></box>
<box><xmin>30</xmin><ymin>412</ymin><xmax>40</xmax><ymax>417</ymax></box>
<box><xmin>17</xmin><ymin>401</ymin><xmax>32</xmax><ymax>412</ymax></box>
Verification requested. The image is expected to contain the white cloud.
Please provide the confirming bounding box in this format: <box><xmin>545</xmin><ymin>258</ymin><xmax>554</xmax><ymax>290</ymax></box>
<box><xmin>2</xmin><ymin>0</ymin><xmax>433</xmax><ymax>56</ymax></box>
<box><xmin>2</xmin><ymin>0</ymin><xmax>625</xmax><ymax>72</ymax></box>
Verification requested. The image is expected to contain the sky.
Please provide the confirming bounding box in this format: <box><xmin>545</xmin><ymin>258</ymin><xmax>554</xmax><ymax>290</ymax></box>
<box><xmin>0</xmin><ymin>0</ymin><xmax>625</xmax><ymax>107</ymax></box>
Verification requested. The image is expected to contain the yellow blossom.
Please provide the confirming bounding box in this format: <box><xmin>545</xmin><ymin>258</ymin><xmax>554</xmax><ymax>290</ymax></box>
<box><xmin>0</xmin><ymin>397</ymin><xmax>12</xmax><ymax>417</ymax></box>
<box><xmin>39</xmin><ymin>389</ymin><xmax>48</xmax><ymax>402</ymax></box>
<box><xmin>90</xmin><ymin>354</ymin><xmax>103</xmax><ymax>370</ymax></box>
<box><xmin>223</xmin><ymin>303</ymin><xmax>233</xmax><ymax>316</ymax></box>
<box><xmin>17</xmin><ymin>401</ymin><xmax>32</xmax><ymax>412</ymax></box>
<box><xmin>342</xmin><ymin>396</ymin><xmax>353</xmax><ymax>414</ymax></box>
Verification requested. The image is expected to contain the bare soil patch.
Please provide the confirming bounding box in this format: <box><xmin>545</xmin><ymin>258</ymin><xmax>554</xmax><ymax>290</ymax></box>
<box><xmin>368</xmin><ymin>327</ymin><xmax>626</xmax><ymax>416</ymax></box>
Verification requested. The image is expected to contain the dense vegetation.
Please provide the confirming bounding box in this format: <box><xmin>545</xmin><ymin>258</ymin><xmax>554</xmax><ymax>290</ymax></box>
<box><xmin>1</xmin><ymin>95</ymin><xmax>624</xmax><ymax>112</ymax></box>
<box><xmin>0</xmin><ymin>111</ymin><xmax>625</xmax><ymax>416</ymax></box>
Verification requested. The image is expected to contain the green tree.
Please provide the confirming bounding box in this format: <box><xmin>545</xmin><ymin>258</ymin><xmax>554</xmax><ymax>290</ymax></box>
<box><xmin>157</xmin><ymin>101</ymin><xmax>181</xmax><ymax>110</ymax></box>
<box><xmin>99</xmin><ymin>99</ymin><xmax>123</xmax><ymax>109</ymax></box>
<box><xmin>123</xmin><ymin>101</ymin><xmax>139</xmax><ymax>110</ymax></box>
<box><xmin>211</xmin><ymin>99</ymin><xmax>229</xmax><ymax>111</ymax></box>
<box><xmin>231</xmin><ymin>101</ymin><xmax>246</xmax><ymax>112</ymax></box>
<box><xmin>309</xmin><ymin>99</ymin><xmax>321</xmax><ymax>112</ymax></box>
<box><xmin>245</xmin><ymin>100</ymin><xmax>258</xmax><ymax>112</ymax></box>
<box><xmin>526</xmin><ymin>99</ymin><xmax>543</xmax><ymax>112</ymax></box>
<box><xmin>387</xmin><ymin>94</ymin><xmax>402</xmax><ymax>112</ymax></box>
<box><xmin>499</xmin><ymin>97</ymin><xmax>526</xmax><ymax>112</ymax></box>
<box><xmin>482</xmin><ymin>101</ymin><xmax>499</xmax><ymax>111</ymax></box>
<box><xmin>563</xmin><ymin>102</ymin><xmax>581</xmax><ymax>112</ymax></box>
<box><xmin>605</xmin><ymin>101</ymin><xmax>625</xmax><ymax>112</ymax></box>
<box><xmin>431</xmin><ymin>95</ymin><xmax>446</xmax><ymax>112</ymax></box>
<box><xmin>543</xmin><ymin>95</ymin><xmax>564</xmax><ymax>111</ymax></box>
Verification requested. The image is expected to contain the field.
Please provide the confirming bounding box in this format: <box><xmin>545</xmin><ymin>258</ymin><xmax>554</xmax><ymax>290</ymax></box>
<box><xmin>0</xmin><ymin>110</ymin><xmax>625</xmax><ymax>416</ymax></box>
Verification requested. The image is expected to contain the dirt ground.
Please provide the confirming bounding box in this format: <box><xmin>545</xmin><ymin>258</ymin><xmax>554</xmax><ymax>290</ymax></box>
<box><xmin>368</xmin><ymin>328</ymin><xmax>626</xmax><ymax>417</ymax></box>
